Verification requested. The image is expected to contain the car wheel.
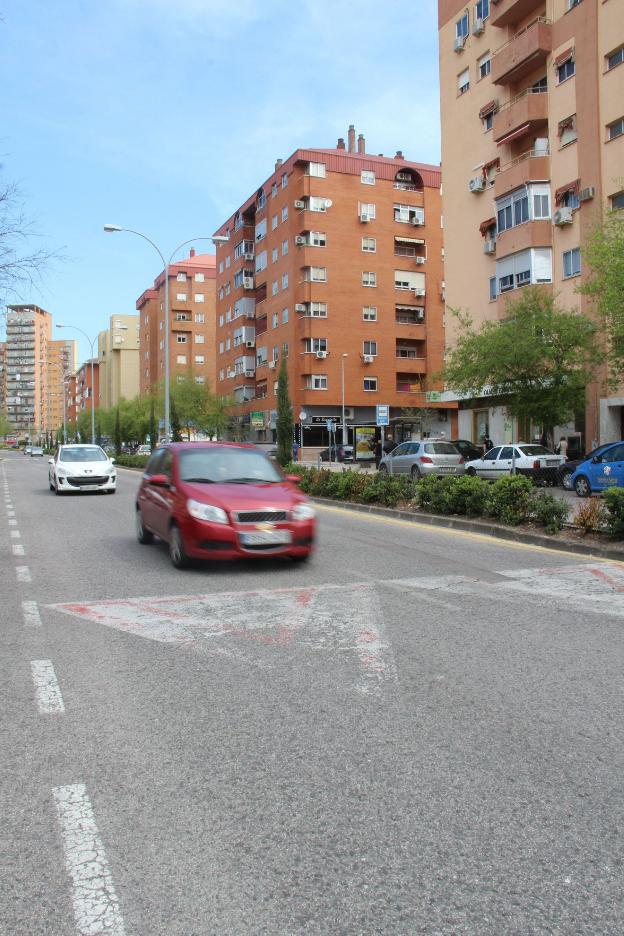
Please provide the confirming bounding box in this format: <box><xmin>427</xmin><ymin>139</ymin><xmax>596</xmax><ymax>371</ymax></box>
<box><xmin>574</xmin><ymin>475</ymin><xmax>591</xmax><ymax>498</ymax></box>
<box><xmin>107</xmin><ymin>489</ymin><xmax>116</xmax><ymax>495</ymax></box>
<box><xmin>466</xmin><ymin>467</ymin><xmax>477</xmax><ymax>476</ymax></box>
<box><xmin>169</xmin><ymin>522</ymin><xmax>190</xmax><ymax>568</ymax></box>
<box><xmin>410</xmin><ymin>465</ymin><xmax>421</xmax><ymax>480</ymax></box>
<box><xmin>49</xmin><ymin>479</ymin><xmax>55</xmax><ymax>491</ymax></box>
<box><xmin>135</xmin><ymin>509</ymin><xmax>153</xmax><ymax>545</ymax></box>
<box><xmin>379</xmin><ymin>464</ymin><xmax>387</xmax><ymax>474</ymax></box>
<box><xmin>54</xmin><ymin>481</ymin><xmax>63</xmax><ymax>496</ymax></box>
<box><xmin>561</xmin><ymin>469</ymin><xmax>573</xmax><ymax>491</ymax></box>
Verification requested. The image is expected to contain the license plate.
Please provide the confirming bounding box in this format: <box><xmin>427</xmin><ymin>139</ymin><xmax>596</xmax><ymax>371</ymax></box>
<box><xmin>80</xmin><ymin>485</ymin><xmax>102</xmax><ymax>491</ymax></box>
<box><xmin>240</xmin><ymin>530</ymin><xmax>292</xmax><ymax>546</ymax></box>
<box><xmin>545</xmin><ymin>460</ymin><xmax>558</xmax><ymax>467</ymax></box>
<box><xmin>437</xmin><ymin>467</ymin><xmax>455</xmax><ymax>473</ymax></box>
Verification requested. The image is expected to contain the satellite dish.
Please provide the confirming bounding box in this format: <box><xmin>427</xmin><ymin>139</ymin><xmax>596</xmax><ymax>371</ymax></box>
<box><xmin>324</xmin><ymin>199</ymin><xmax>333</xmax><ymax>208</ymax></box>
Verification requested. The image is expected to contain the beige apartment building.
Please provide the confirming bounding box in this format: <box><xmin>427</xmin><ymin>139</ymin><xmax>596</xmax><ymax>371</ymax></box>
<box><xmin>98</xmin><ymin>314</ymin><xmax>140</xmax><ymax>409</ymax></box>
<box><xmin>439</xmin><ymin>0</ymin><xmax>624</xmax><ymax>449</ymax></box>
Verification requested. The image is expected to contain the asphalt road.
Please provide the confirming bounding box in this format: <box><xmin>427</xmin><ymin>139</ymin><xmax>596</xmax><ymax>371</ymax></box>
<box><xmin>2</xmin><ymin>451</ymin><xmax>623</xmax><ymax>936</ymax></box>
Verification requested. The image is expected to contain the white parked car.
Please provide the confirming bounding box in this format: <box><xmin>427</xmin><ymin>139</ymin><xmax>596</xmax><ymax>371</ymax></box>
<box><xmin>48</xmin><ymin>444</ymin><xmax>117</xmax><ymax>495</ymax></box>
<box><xmin>464</xmin><ymin>443</ymin><xmax>564</xmax><ymax>484</ymax></box>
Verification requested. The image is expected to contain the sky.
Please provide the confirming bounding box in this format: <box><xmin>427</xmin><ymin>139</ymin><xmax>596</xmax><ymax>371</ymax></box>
<box><xmin>0</xmin><ymin>0</ymin><xmax>441</xmax><ymax>363</ymax></box>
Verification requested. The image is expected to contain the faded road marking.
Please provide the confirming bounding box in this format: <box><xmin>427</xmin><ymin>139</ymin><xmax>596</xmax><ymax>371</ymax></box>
<box><xmin>31</xmin><ymin>660</ymin><xmax>65</xmax><ymax>713</ymax></box>
<box><xmin>10</xmin><ymin>529</ymin><xmax>20</xmax><ymax>538</ymax></box>
<box><xmin>53</xmin><ymin>784</ymin><xmax>127</xmax><ymax>936</ymax></box>
<box><xmin>22</xmin><ymin>600</ymin><xmax>42</xmax><ymax>627</ymax></box>
<box><xmin>16</xmin><ymin>566</ymin><xmax>31</xmax><ymax>582</ymax></box>
<box><xmin>12</xmin><ymin>543</ymin><xmax>25</xmax><ymax>556</ymax></box>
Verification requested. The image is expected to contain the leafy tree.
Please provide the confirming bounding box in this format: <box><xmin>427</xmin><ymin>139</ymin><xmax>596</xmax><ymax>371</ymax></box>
<box><xmin>276</xmin><ymin>355</ymin><xmax>293</xmax><ymax>466</ymax></box>
<box><xmin>0</xmin><ymin>410</ymin><xmax>12</xmax><ymax>438</ymax></box>
<box><xmin>169</xmin><ymin>395</ymin><xmax>183</xmax><ymax>442</ymax></box>
<box><xmin>439</xmin><ymin>287</ymin><xmax>600</xmax><ymax>437</ymax></box>
<box><xmin>113</xmin><ymin>407</ymin><xmax>122</xmax><ymax>455</ymax></box>
<box><xmin>149</xmin><ymin>396</ymin><xmax>157</xmax><ymax>450</ymax></box>
<box><xmin>578</xmin><ymin>207</ymin><xmax>624</xmax><ymax>384</ymax></box>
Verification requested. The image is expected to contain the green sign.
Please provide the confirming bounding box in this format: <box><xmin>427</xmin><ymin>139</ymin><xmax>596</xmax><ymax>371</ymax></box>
<box><xmin>425</xmin><ymin>391</ymin><xmax>442</xmax><ymax>402</ymax></box>
<box><xmin>251</xmin><ymin>411</ymin><xmax>264</xmax><ymax>429</ymax></box>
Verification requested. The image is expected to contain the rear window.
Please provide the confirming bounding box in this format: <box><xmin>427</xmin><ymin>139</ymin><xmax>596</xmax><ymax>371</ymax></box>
<box><xmin>520</xmin><ymin>445</ymin><xmax>553</xmax><ymax>456</ymax></box>
<box><xmin>424</xmin><ymin>442</ymin><xmax>459</xmax><ymax>455</ymax></box>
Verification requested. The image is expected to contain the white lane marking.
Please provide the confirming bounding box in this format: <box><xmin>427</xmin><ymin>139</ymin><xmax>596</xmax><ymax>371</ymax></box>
<box><xmin>12</xmin><ymin>543</ymin><xmax>25</xmax><ymax>556</ymax></box>
<box><xmin>16</xmin><ymin>566</ymin><xmax>31</xmax><ymax>582</ymax></box>
<box><xmin>52</xmin><ymin>784</ymin><xmax>128</xmax><ymax>936</ymax></box>
<box><xmin>9</xmin><ymin>518</ymin><xmax>17</xmax><ymax>524</ymax></box>
<box><xmin>31</xmin><ymin>660</ymin><xmax>65</xmax><ymax>713</ymax></box>
<box><xmin>10</xmin><ymin>529</ymin><xmax>20</xmax><ymax>538</ymax></box>
<box><xmin>22</xmin><ymin>600</ymin><xmax>42</xmax><ymax>627</ymax></box>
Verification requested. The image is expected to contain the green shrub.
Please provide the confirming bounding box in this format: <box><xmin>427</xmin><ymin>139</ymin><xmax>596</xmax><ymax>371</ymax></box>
<box><xmin>486</xmin><ymin>475</ymin><xmax>533</xmax><ymax>525</ymax></box>
<box><xmin>113</xmin><ymin>454</ymin><xmax>149</xmax><ymax>469</ymax></box>
<box><xmin>531</xmin><ymin>492</ymin><xmax>569</xmax><ymax>533</ymax></box>
<box><xmin>602</xmin><ymin>488</ymin><xmax>624</xmax><ymax>537</ymax></box>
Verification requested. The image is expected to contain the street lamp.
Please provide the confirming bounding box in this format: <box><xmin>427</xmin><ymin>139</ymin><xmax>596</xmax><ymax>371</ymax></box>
<box><xmin>103</xmin><ymin>225</ymin><xmax>229</xmax><ymax>442</ymax></box>
<box><xmin>39</xmin><ymin>359</ymin><xmax>71</xmax><ymax>444</ymax></box>
<box><xmin>341</xmin><ymin>353</ymin><xmax>348</xmax><ymax>447</ymax></box>
<box><xmin>56</xmin><ymin>324</ymin><xmax>97</xmax><ymax>444</ymax></box>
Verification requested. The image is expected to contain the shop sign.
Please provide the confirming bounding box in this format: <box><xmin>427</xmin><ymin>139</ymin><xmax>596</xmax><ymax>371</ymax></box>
<box><xmin>251</xmin><ymin>411</ymin><xmax>265</xmax><ymax>429</ymax></box>
<box><xmin>425</xmin><ymin>391</ymin><xmax>442</xmax><ymax>402</ymax></box>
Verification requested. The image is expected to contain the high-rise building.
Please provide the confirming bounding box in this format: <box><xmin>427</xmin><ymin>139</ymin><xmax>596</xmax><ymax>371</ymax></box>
<box><xmin>212</xmin><ymin>127</ymin><xmax>452</xmax><ymax>448</ymax></box>
<box><xmin>438</xmin><ymin>0</ymin><xmax>623</xmax><ymax>446</ymax></box>
<box><xmin>98</xmin><ymin>314</ymin><xmax>140</xmax><ymax>409</ymax></box>
<box><xmin>137</xmin><ymin>250</ymin><xmax>217</xmax><ymax>397</ymax></box>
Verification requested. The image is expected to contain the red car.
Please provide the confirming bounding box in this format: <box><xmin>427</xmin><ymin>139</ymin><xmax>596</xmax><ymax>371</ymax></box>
<box><xmin>135</xmin><ymin>442</ymin><xmax>315</xmax><ymax>568</ymax></box>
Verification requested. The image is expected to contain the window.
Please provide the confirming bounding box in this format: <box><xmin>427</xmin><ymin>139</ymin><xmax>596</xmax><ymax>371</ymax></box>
<box><xmin>195</xmin><ymin>293</ymin><xmax>204</xmax><ymax>303</ymax></box>
<box><xmin>304</xmin><ymin>266</ymin><xmax>327</xmax><ymax>282</ymax></box>
<box><xmin>483</xmin><ymin>111</ymin><xmax>493</xmax><ymax>131</ymax></box>
<box><xmin>307</xmin><ymin>161</ymin><xmax>326</xmax><ymax>177</ymax></box>
<box><xmin>359</xmin><ymin>202</ymin><xmax>376</xmax><ymax>220</ymax></box>
<box><xmin>195</xmin><ymin>334</ymin><xmax>205</xmax><ymax>344</ymax></box>
<box><xmin>219</xmin><ymin>315</ymin><xmax>224</xmax><ymax>327</ymax></box>
<box><xmin>255</xmin><ymin>250</ymin><xmax>267</xmax><ymax>273</ymax></box>
<box><xmin>218</xmin><ymin>261</ymin><xmax>224</xmax><ymax>274</ymax></box>
<box><xmin>271</xmin><ymin>214</ymin><xmax>278</xmax><ymax>231</ymax></box>
<box><xmin>478</xmin><ymin>53</ymin><xmax>491</xmax><ymax>80</ymax></box>
<box><xmin>361</xmin><ymin>170</ymin><xmax>375</xmax><ymax>185</ymax></box>
<box><xmin>394</xmin><ymin>203</ymin><xmax>425</xmax><ymax>224</ymax></box>
<box><xmin>363</xmin><ymin>340</ymin><xmax>378</xmax><ymax>356</ymax></box>
<box><xmin>176</xmin><ymin>335</ymin><xmax>187</xmax><ymax>344</ymax></box>
<box><xmin>362</xmin><ymin>236</ymin><xmax>376</xmax><ymax>252</ymax></box>
<box><xmin>363</xmin><ymin>306</ymin><xmax>377</xmax><ymax>321</ymax></box>
<box><xmin>475</xmin><ymin>0</ymin><xmax>489</xmax><ymax>19</ymax></box>
<box><xmin>567</xmin><ymin>0</ymin><xmax>581</xmax><ymax>8</ymax></box>
<box><xmin>559</xmin><ymin>114</ymin><xmax>577</xmax><ymax>146</ymax></box>
<box><xmin>305</xmin><ymin>374</ymin><xmax>327</xmax><ymax>390</ymax></box>
<box><xmin>362</xmin><ymin>271</ymin><xmax>377</xmax><ymax>287</ymax></box>
<box><xmin>557</xmin><ymin>56</ymin><xmax>575</xmax><ymax>83</ymax></box>
<box><xmin>195</xmin><ymin>376</ymin><xmax>205</xmax><ymax>384</ymax></box>
<box><xmin>561</xmin><ymin>188</ymin><xmax>580</xmax><ymax>210</ymax></box>
<box><xmin>176</xmin><ymin>293</ymin><xmax>187</xmax><ymax>301</ymax></box>
<box><xmin>304</xmin><ymin>337</ymin><xmax>327</xmax><ymax>353</ymax></box>
<box><xmin>225</xmin><ymin>256</ymin><xmax>230</xmax><ymax>268</ymax></box>
<box><xmin>496</xmin><ymin>186</ymin><xmax>532</xmax><ymax>232</ymax></box>
<box><xmin>282</xmin><ymin>307</ymin><xmax>289</xmax><ymax>324</ymax></box>
<box><xmin>363</xmin><ymin>378</ymin><xmax>378</xmax><ymax>392</ymax></box>
<box><xmin>489</xmin><ymin>276</ymin><xmax>497</xmax><ymax>301</ymax></box>
<box><xmin>608</xmin><ymin>117</ymin><xmax>624</xmax><ymax>141</ymax></box>
<box><xmin>563</xmin><ymin>247</ymin><xmax>581</xmax><ymax>278</ymax></box>
<box><xmin>456</xmin><ymin>12</ymin><xmax>468</xmax><ymax>39</ymax></box>
<box><xmin>272</xmin><ymin>247</ymin><xmax>278</xmax><ymax>263</ymax></box>
<box><xmin>272</xmin><ymin>312</ymin><xmax>279</xmax><ymax>328</ymax></box>
<box><xmin>282</xmin><ymin>173</ymin><xmax>288</xmax><ymax>189</ymax></box>
<box><xmin>394</xmin><ymin>269</ymin><xmax>425</xmax><ymax>291</ymax></box>
<box><xmin>607</xmin><ymin>46</ymin><xmax>624</xmax><ymax>71</ymax></box>
<box><xmin>532</xmin><ymin>186</ymin><xmax>551</xmax><ymax>219</ymax></box>
<box><xmin>282</xmin><ymin>239</ymin><xmax>289</xmax><ymax>255</ymax></box>
<box><xmin>309</xmin><ymin>196</ymin><xmax>327</xmax><ymax>212</ymax></box>
<box><xmin>195</xmin><ymin>313</ymin><xmax>205</xmax><ymax>323</ymax></box>
<box><xmin>282</xmin><ymin>205</ymin><xmax>288</xmax><ymax>221</ymax></box>
<box><xmin>175</xmin><ymin>312</ymin><xmax>190</xmax><ymax>321</ymax></box>
<box><xmin>176</xmin><ymin>355</ymin><xmax>187</xmax><ymax>364</ymax></box>
<box><xmin>308</xmin><ymin>302</ymin><xmax>327</xmax><ymax>318</ymax></box>
<box><xmin>195</xmin><ymin>272</ymin><xmax>204</xmax><ymax>282</ymax></box>
<box><xmin>458</xmin><ymin>68</ymin><xmax>470</xmax><ymax>95</ymax></box>
<box><xmin>282</xmin><ymin>273</ymin><xmax>288</xmax><ymax>290</ymax></box>
<box><xmin>195</xmin><ymin>355</ymin><xmax>205</xmax><ymax>364</ymax></box>
<box><xmin>176</xmin><ymin>272</ymin><xmax>187</xmax><ymax>281</ymax></box>
<box><xmin>283</xmin><ymin>342</ymin><xmax>289</xmax><ymax>357</ymax></box>
<box><xmin>272</xmin><ymin>345</ymin><xmax>279</xmax><ymax>361</ymax></box>
<box><xmin>496</xmin><ymin>247</ymin><xmax>552</xmax><ymax>293</ymax></box>
<box><xmin>226</xmin><ymin>337</ymin><xmax>231</xmax><ymax>350</ymax></box>
<box><xmin>255</xmin><ymin>218</ymin><xmax>267</xmax><ymax>242</ymax></box>
<box><xmin>309</xmin><ymin>231</ymin><xmax>326</xmax><ymax>247</ymax></box>
<box><xmin>271</xmin><ymin>182</ymin><xmax>278</xmax><ymax>199</ymax></box>
<box><xmin>611</xmin><ymin>192</ymin><xmax>624</xmax><ymax>211</ymax></box>
<box><xmin>272</xmin><ymin>281</ymin><xmax>279</xmax><ymax>297</ymax></box>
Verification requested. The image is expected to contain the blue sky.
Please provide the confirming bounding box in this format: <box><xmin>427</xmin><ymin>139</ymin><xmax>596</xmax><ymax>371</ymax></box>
<box><xmin>1</xmin><ymin>0</ymin><xmax>441</xmax><ymax>363</ymax></box>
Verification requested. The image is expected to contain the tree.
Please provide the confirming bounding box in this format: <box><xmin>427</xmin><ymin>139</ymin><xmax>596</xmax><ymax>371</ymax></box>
<box><xmin>169</xmin><ymin>396</ymin><xmax>183</xmax><ymax>442</ymax></box>
<box><xmin>0</xmin><ymin>410</ymin><xmax>12</xmax><ymax>438</ymax></box>
<box><xmin>439</xmin><ymin>287</ymin><xmax>601</xmax><ymax>437</ymax></box>
<box><xmin>578</xmin><ymin>207</ymin><xmax>624</xmax><ymax>383</ymax></box>
<box><xmin>149</xmin><ymin>396</ymin><xmax>157</xmax><ymax>450</ymax></box>
<box><xmin>113</xmin><ymin>407</ymin><xmax>122</xmax><ymax>455</ymax></box>
<box><xmin>276</xmin><ymin>355</ymin><xmax>293</xmax><ymax>466</ymax></box>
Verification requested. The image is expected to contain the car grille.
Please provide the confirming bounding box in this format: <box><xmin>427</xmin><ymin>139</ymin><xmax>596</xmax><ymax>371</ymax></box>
<box><xmin>67</xmin><ymin>475</ymin><xmax>109</xmax><ymax>487</ymax></box>
<box><xmin>234</xmin><ymin>510</ymin><xmax>289</xmax><ymax>523</ymax></box>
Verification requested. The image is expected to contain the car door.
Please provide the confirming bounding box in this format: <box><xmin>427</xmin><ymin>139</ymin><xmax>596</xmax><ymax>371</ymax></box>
<box><xmin>496</xmin><ymin>446</ymin><xmax>517</xmax><ymax>478</ymax></box>
<box><xmin>148</xmin><ymin>448</ymin><xmax>175</xmax><ymax>538</ymax></box>
<box><xmin>590</xmin><ymin>442</ymin><xmax>624</xmax><ymax>491</ymax></box>
<box><xmin>479</xmin><ymin>446</ymin><xmax>502</xmax><ymax>480</ymax></box>
<box><xmin>388</xmin><ymin>442</ymin><xmax>411</xmax><ymax>474</ymax></box>
<box><xmin>139</xmin><ymin>450</ymin><xmax>165</xmax><ymax>532</ymax></box>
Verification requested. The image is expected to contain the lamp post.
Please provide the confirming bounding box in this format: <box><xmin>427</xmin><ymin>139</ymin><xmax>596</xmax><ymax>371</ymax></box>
<box><xmin>103</xmin><ymin>225</ymin><xmax>229</xmax><ymax>442</ymax></box>
<box><xmin>39</xmin><ymin>359</ymin><xmax>70</xmax><ymax>444</ymax></box>
<box><xmin>341</xmin><ymin>353</ymin><xmax>348</xmax><ymax>448</ymax></box>
<box><xmin>56</xmin><ymin>325</ymin><xmax>97</xmax><ymax>444</ymax></box>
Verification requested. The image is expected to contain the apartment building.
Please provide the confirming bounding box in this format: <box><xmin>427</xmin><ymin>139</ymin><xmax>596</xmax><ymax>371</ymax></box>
<box><xmin>137</xmin><ymin>250</ymin><xmax>217</xmax><ymax>397</ymax></box>
<box><xmin>212</xmin><ymin>127</ymin><xmax>451</xmax><ymax>448</ymax></box>
<box><xmin>98</xmin><ymin>314</ymin><xmax>140</xmax><ymax>409</ymax></box>
<box><xmin>439</xmin><ymin>0</ymin><xmax>624</xmax><ymax>447</ymax></box>
<box><xmin>72</xmin><ymin>360</ymin><xmax>99</xmax><ymax>425</ymax></box>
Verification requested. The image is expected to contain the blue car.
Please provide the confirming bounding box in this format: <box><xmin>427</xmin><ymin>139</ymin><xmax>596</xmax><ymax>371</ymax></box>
<box><xmin>571</xmin><ymin>441</ymin><xmax>624</xmax><ymax>497</ymax></box>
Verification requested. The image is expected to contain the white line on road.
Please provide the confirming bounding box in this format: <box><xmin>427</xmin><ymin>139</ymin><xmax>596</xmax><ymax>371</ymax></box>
<box><xmin>16</xmin><ymin>566</ymin><xmax>31</xmax><ymax>582</ymax></box>
<box><xmin>10</xmin><ymin>529</ymin><xmax>20</xmax><ymax>538</ymax></box>
<box><xmin>31</xmin><ymin>660</ymin><xmax>65</xmax><ymax>713</ymax></box>
<box><xmin>9</xmin><ymin>518</ymin><xmax>18</xmax><ymax>525</ymax></box>
<box><xmin>22</xmin><ymin>600</ymin><xmax>42</xmax><ymax>627</ymax></box>
<box><xmin>12</xmin><ymin>543</ymin><xmax>25</xmax><ymax>556</ymax></box>
<box><xmin>52</xmin><ymin>784</ymin><xmax>128</xmax><ymax>936</ymax></box>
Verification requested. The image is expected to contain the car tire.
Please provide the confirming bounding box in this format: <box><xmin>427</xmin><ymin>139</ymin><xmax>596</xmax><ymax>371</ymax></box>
<box><xmin>107</xmin><ymin>489</ymin><xmax>116</xmax><ymax>495</ymax></box>
<box><xmin>378</xmin><ymin>465</ymin><xmax>387</xmax><ymax>474</ymax></box>
<box><xmin>54</xmin><ymin>482</ymin><xmax>63</xmax><ymax>496</ymax></box>
<box><xmin>169</xmin><ymin>522</ymin><xmax>190</xmax><ymax>569</ymax></box>
<box><xmin>135</xmin><ymin>509</ymin><xmax>153</xmax><ymax>545</ymax></box>
<box><xmin>411</xmin><ymin>465</ymin><xmax>421</xmax><ymax>480</ymax></box>
<box><xmin>561</xmin><ymin>469</ymin><xmax>573</xmax><ymax>490</ymax></box>
<box><xmin>49</xmin><ymin>480</ymin><xmax>55</xmax><ymax>491</ymax></box>
<box><xmin>574</xmin><ymin>475</ymin><xmax>591</xmax><ymax>498</ymax></box>
<box><xmin>466</xmin><ymin>467</ymin><xmax>477</xmax><ymax>476</ymax></box>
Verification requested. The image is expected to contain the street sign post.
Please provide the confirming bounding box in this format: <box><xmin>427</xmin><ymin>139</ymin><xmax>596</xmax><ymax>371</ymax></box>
<box><xmin>376</xmin><ymin>405</ymin><xmax>390</xmax><ymax>427</ymax></box>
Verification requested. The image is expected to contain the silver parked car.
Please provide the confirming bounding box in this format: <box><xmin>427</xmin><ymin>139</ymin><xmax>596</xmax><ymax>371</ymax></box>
<box><xmin>378</xmin><ymin>440</ymin><xmax>465</xmax><ymax>479</ymax></box>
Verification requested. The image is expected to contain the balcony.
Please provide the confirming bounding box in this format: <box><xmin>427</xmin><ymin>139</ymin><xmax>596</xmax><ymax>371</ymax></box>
<box><xmin>491</xmin><ymin>18</ymin><xmax>552</xmax><ymax>86</ymax></box>
<box><xmin>490</xmin><ymin>0</ymin><xmax>544</xmax><ymax>28</ymax></box>
<box><xmin>493</xmin><ymin>88</ymin><xmax>548</xmax><ymax>142</ymax></box>
<box><xmin>494</xmin><ymin>150</ymin><xmax>550</xmax><ymax>198</ymax></box>
<box><xmin>496</xmin><ymin>219</ymin><xmax>552</xmax><ymax>259</ymax></box>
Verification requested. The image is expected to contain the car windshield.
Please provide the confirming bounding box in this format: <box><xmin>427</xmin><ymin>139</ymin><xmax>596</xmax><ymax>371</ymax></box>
<box><xmin>519</xmin><ymin>445</ymin><xmax>553</xmax><ymax>456</ymax></box>
<box><xmin>60</xmin><ymin>447</ymin><xmax>108</xmax><ymax>462</ymax></box>
<box><xmin>424</xmin><ymin>442</ymin><xmax>459</xmax><ymax>455</ymax></box>
<box><xmin>178</xmin><ymin>447</ymin><xmax>283</xmax><ymax>484</ymax></box>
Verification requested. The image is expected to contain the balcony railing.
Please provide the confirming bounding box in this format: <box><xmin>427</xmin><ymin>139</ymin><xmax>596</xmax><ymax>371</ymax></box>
<box><xmin>492</xmin><ymin>17</ymin><xmax>552</xmax><ymax>86</ymax></box>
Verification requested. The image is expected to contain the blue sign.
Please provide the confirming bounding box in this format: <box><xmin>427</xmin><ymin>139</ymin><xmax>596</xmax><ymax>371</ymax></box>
<box><xmin>376</xmin><ymin>405</ymin><xmax>390</xmax><ymax>427</ymax></box>
<box><xmin>326</xmin><ymin>419</ymin><xmax>335</xmax><ymax>432</ymax></box>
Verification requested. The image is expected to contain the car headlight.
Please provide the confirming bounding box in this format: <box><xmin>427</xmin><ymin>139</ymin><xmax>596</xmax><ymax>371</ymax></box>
<box><xmin>187</xmin><ymin>498</ymin><xmax>229</xmax><ymax>524</ymax></box>
<box><xmin>292</xmin><ymin>502</ymin><xmax>315</xmax><ymax>521</ymax></box>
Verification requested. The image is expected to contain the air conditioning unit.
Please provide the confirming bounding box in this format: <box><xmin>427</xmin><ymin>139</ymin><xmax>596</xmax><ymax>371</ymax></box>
<box><xmin>245</xmin><ymin>340</ymin><xmax>255</xmax><ymax>348</ymax></box>
<box><xmin>414</xmin><ymin>288</ymin><xmax>426</xmax><ymax>297</ymax></box>
<box><xmin>295</xmin><ymin>303</ymin><xmax>307</xmax><ymax>313</ymax></box>
<box><xmin>268</xmin><ymin>360</ymin><xmax>276</xmax><ymax>369</ymax></box>
<box><xmin>411</xmin><ymin>217</ymin><xmax>424</xmax><ymax>226</ymax></box>
<box><xmin>472</xmin><ymin>18</ymin><xmax>484</xmax><ymax>35</ymax></box>
<box><xmin>243</xmin><ymin>277</ymin><xmax>254</xmax><ymax>289</ymax></box>
<box><xmin>416</xmin><ymin>256</ymin><xmax>425</xmax><ymax>265</ymax></box>
<box><xmin>295</xmin><ymin>235</ymin><xmax>306</xmax><ymax>245</ymax></box>
<box><xmin>484</xmin><ymin>238</ymin><xmax>496</xmax><ymax>255</ymax></box>
<box><xmin>315</xmin><ymin>350</ymin><xmax>328</xmax><ymax>359</ymax></box>
<box><xmin>454</xmin><ymin>36</ymin><xmax>466</xmax><ymax>52</ymax></box>
<box><xmin>579</xmin><ymin>186</ymin><xmax>595</xmax><ymax>202</ymax></box>
<box><xmin>553</xmin><ymin>207</ymin><xmax>574</xmax><ymax>226</ymax></box>
<box><xmin>227</xmin><ymin>369</ymin><xmax>235</xmax><ymax>378</ymax></box>
<box><xmin>469</xmin><ymin>175</ymin><xmax>486</xmax><ymax>193</ymax></box>
<box><xmin>245</xmin><ymin>370</ymin><xmax>255</xmax><ymax>378</ymax></box>
<box><xmin>362</xmin><ymin>354</ymin><xmax>374</xmax><ymax>364</ymax></box>
<box><xmin>244</xmin><ymin>251</ymin><xmax>254</xmax><ymax>261</ymax></box>
<box><xmin>344</xmin><ymin>407</ymin><xmax>354</xmax><ymax>420</ymax></box>
<box><xmin>294</xmin><ymin>200</ymin><xmax>305</xmax><ymax>209</ymax></box>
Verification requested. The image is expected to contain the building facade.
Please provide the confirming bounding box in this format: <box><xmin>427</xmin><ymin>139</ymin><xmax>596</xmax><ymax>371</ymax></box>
<box><xmin>438</xmin><ymin>0</ymin><xmax>624</xmax><ymax>448</ymax></box>
<box><xmin>212</xmin><ymin>127</ymin><xmax>452</xmax><ymax>450</ymax></box>
<box><xmin>137</xmin><ymin>250</ymin><xmax>217</xmax><ymax>398</ymax></box>
<box><xmin>98</xmin><ymin>314</ymin><xmax>140</xmax><ymax>410</ymax></box>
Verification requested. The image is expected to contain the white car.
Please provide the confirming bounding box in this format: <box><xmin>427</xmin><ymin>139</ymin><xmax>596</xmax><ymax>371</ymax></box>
<box><xmin>465</xmin><ymin>443</ymin><xmax>564</xmax><ymax>484</ymax></box>
<box><xmin>48</xmin><ymin>444</ymin><xmax>117</xmax><ymax>495</ymax></box>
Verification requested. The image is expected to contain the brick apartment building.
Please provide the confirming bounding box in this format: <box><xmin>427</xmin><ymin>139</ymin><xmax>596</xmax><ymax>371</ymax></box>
<box><xmin>438</xmin><ymin>0</ymin><xmax>624</xmax><ymax>450</ymax></box>
<box><xmin>66</xmin><ymin>359</ymin><xmax>99</xmax><ymax>432</ymax></box>
<box><xmin>212</xmin><ymin>127</ymin><xmax>453</xmax><ymax>451</ymax></box>
<box><xmin>137</xmin><ymin>251</ymin><xmax>217</xmax><ymax>398</ymax></box>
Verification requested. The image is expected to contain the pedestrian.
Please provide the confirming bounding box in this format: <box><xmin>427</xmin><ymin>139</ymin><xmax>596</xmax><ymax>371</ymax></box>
<box><xmin>482</xmin><ymin>434</ymin><xmax>493</xmax><ymax>455</ymax></box>
<box><xmin>292</xmin><ymin>440</ymin><xmax>300</xmax><ymax>463</ymax></box>
<box><xmin>374</xmin><ymin>437</ymin><xmax>382</xmax><ymax>469</ymax></box>
<box><xmin>557</xmin><ymin>437</ymin><xmax>568</xmax><ymax>461</ymax></box>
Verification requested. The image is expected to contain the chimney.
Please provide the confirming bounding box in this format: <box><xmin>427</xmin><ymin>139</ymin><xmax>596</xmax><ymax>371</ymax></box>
<box><xmin>337</xmin><ymin>137</ymin><xmax>346</xmax><ymax>150</ymax></box>
<box><xmin>275</xmin><ymin>158</ymin><xmax>283</xmax><ymax>171</ymax></box>
<box><xmin>348</xmin><ymin>124</ymin><xmax>356</xmax><ymax>153</ymax></box>
<box><xmin>357</xmin><ymin>133</ymin><xmax>365</xmax><ymax>154</ymax></box>
<box><xmin>395</xmin><ymin>150</ymin><xmax>404</xmax><ymax>159</ymax></box>
<box><xmin>189</xmin><ymin>248</ymin><xmax>196</xmax><ymax>258</ymax></box>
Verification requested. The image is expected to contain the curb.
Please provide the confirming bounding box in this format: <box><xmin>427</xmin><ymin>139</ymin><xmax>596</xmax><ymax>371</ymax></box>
<box><xmin>312</xmin><ymin>497</ymin><xmax>624</xmax><ymax>563</ymax></box>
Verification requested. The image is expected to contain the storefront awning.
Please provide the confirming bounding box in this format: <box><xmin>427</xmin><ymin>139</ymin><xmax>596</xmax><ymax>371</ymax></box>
<box><xmin>496</xmin><ymin>123</ymin><xmax>531</xmax><ymax>147</ymax></box>
<box><xmin>394</xmin><ymin>235</ymin><xmax>425</xmax><ymax>245</ymax></box>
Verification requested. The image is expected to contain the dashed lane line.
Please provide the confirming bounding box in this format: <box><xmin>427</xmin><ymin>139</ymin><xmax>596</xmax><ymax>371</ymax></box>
<box><xmin>31</xmin><ymin>660</ymin><xmax>65</xmax><ymax>713</ymax></box>
<box><xmin>22</xmin><ymin>600</ymin><xmax>42</xmax><ymax>627</ymax></box>
<box><xmin>16</xmin><ymin>566</ymin><xmax>31</xmax><ymax>583</ymax></box>
<box><xmin>12</xmin><ymin>543</ymin><xmax>25</xmax><ymax>556</ymax></box>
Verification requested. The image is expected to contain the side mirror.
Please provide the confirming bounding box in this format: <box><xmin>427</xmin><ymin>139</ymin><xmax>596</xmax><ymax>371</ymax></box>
<box><xmin>285</xmin><ymin>474</ymin><xmax>301</xmax><ymax>485</ymax></box>
<box><xmin>149</xmin><ymin>473</ymin><xmax>170</xmax><ymax>487</ymax></box>
<box><xmin>48</xmin><ymin>458</ymin><xmax>54</xmax><ymax>465</ymax></box>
